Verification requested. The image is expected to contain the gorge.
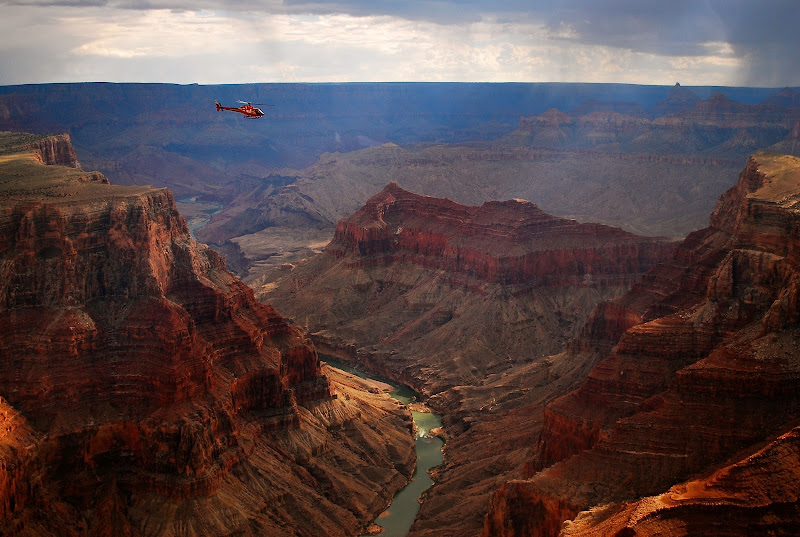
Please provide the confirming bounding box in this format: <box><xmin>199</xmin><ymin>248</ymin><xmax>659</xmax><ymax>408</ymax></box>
<box><xmin>263</xmin><ymin>182</ymin><xmax>679</xmax><ymax>535</ymax></box>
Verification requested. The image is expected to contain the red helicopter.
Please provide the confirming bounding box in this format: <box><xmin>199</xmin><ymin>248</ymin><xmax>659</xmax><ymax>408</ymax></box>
<box><xmin>214</xmin><ymin>100</ymin><xmax>271</xmax><ymax>119</ymax></box>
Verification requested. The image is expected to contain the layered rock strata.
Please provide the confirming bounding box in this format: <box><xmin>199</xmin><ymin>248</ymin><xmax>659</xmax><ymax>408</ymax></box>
<box><xmin>560</xmin><ymin>426</ymin><xmax>800</xmax><ymax>537</ymax></box>
<box><xmin>0</xmin><ymin>134</ymin><xmax>415</xmax><ymax>536</ymax></box>
<box><xmin>0</xmin><ymin>131</ymin><xmax>79</xmax><ymax>168</ymax></box>
<box><xmin>330</xmin><ymin>183</ymin><xmax>673</xmax><ymax>287</ymax></box>
<box><xmin>508</xmin><ymin>93</ymin><xmax>800</xmax><ymax>157</ymax></box>
<box><xmin>482</xmin><ymin>152</ymin><xmax>800</xmax><ymax>536</ymax></box>
<box><xmin>267</xmin><ymin>182</ymin><xmax>676</xmax><ymax>396</ymax></box>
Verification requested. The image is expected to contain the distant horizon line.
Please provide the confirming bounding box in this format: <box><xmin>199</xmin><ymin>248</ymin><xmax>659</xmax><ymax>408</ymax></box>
<box><xmin>1</xmin><ymin>81</ymin><xmax>799</xmax><ymax>90</ymax></box>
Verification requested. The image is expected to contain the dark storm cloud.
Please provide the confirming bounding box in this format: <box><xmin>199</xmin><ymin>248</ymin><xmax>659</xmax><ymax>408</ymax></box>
<box><xmin>703</xmin><ymin>0</ymin><xmax>800</xmax><ymax>86</ymax></box>
<box><xmin>530</xmin><ymin>0</ymin><xmax>800</xmax><ymax>85</ymax></box>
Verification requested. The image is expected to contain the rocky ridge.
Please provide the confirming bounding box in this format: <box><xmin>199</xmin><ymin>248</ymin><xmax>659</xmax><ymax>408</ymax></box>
<box><xmin>0</xmin><ymin>133</ymin><xmax>415</xmax><ymax>536</ymax></box>
<box><xmin>481</xmin><ymin>151</ymin><xmax>800</xmax><ymax>537</ymax></box>
<box><xmin>508</xmin><ymin>93</ymin><xmax>800</xmax><ymax>157</ymax></box>
<box><xmin>330</xmin><ymin>182</ymin><xmax>674</xmax><ymax>286</ymax></box>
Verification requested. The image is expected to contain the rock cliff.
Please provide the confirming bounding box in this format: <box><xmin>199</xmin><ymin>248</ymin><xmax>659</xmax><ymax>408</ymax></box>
<box><xmin>0</xmin><ymin>133</ymin><xmax>415</xmax><ymax>536</ymax></box>
<box><xmin>0</xmin><ymin>131</ymin><xmax>79</xmax><ymax>168</ymax></box>
<box><xmin>560</xmin><ymin>425</ymin><xmax>800</xmax><ymax>537</ymax></box>
<box><xmin>481</xmin><ymin>152</ymin><xmax>800</xmax><ymax>537</ymax></box>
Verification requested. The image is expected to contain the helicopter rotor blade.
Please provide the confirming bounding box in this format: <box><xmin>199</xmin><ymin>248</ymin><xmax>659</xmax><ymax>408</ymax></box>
<box><xmin>237</xmin><ymin>100</ymin><xmax>273</xmax><ymax>106</ymax></box>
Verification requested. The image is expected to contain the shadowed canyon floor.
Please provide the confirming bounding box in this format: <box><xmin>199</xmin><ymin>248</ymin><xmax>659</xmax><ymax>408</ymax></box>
<box><xmin>0</xmin><ymin>132</ymin><xmax>415</xmax><ymax>536</ymax></box>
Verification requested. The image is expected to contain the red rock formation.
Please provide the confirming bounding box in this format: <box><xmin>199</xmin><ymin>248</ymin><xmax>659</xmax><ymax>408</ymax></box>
<box><xmin>561</xmin><ymin>426</ymin><xmax>800</xmax><ymax>537</ymax></box>
<box><xmin>329</xmin><ymin>182</ymin><xmax>675</xmax><ymax>287</ymax></box>
<box><xmin>267</xmin><ymin>183</ymin><xmax>676</xmax><ymax>397</ymax></box>
<box><xmin>481</xmin><ymin>152</ymin><xmax>800</xmax><ymax>537</ymax></box>
<box><xmin>0</xmin><ymin>135</ymin><xmax>415</xmax><ymax>536</ymax></box>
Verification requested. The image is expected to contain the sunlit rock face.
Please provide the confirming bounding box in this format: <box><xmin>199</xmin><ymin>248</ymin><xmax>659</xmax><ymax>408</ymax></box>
<box><xmin>482</xmin><ymin>152</ymin><xmax>800</xmax><ymax>537</ymax></box>
<box><xmin>0</xmin><ymin>132</ymin><xmax>415</xmax><ymax>536</ymax></box>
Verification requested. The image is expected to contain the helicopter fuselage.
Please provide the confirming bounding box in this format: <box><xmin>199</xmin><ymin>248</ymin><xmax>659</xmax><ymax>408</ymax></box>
<box><xmin>215</xmin><ymin>100</ymin><xmax>264</xmax><ymax>118</ymax></box>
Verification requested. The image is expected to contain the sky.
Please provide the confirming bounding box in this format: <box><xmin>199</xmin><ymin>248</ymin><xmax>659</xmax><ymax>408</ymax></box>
<box><xmin>1</xmin><ymin>0</ymin><xmax>798</xmax><ymax>86</ymax></box>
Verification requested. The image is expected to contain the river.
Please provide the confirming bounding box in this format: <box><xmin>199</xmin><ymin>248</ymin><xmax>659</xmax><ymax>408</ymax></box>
<box><xmin>176</xmin><ymin>196</ymin><xmax>222</xmax><ymax>236</ymax></box>
<box><xmin>324</xmin><ymin>360</ymin><xmax>444</xmax><ymax>537</ymax></box>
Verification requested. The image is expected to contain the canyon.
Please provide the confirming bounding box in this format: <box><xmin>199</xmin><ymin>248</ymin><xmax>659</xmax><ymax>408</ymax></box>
<box><xmin>2</xmin><ymin>81</ymin><xmax>800</xmax><ymax>537</ymax></box>
<box><xmin>263</xmin><ymin>183</ymin><xmax>678</xmax><ymax>535</ymax></box>
<box><xmin>0</xmin><ymin>132</ymin><xmax>415</xmax><ymax>536</ymax></box>
<box><xmin>264</xmin><ymin>151</ymin><xmax>800</xmax><ymax>536</ymax></box>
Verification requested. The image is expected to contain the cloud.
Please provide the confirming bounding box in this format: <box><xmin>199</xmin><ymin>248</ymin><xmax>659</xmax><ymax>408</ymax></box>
<box><xmin>0</xmin><ymin>0</ymin><xmax>797</xmax><ymax>85</ymax></box>
<box><xmin>703</xmin><ymin>0</ymin><xmax>800</xmax><ymax>86</ymax></box>
<box><xmin>525</xmin><ymin>0</ymin><xmax>800</xmax><ymax>86</ymax></box>
<box><xmin>274</xmin><ymin>0</ymin><xmax>800</xmax><ymax>85</ymax></box>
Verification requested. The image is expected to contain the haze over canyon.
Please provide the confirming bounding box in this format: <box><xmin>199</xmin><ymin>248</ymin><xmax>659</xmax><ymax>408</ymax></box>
<box><xmin>1</xmin><ymin>81</ymin><xmax>800</xmax><ymax>536</ymax></box>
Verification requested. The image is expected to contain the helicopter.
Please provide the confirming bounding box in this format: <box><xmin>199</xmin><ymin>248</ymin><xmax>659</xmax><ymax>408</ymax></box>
<box><xmin>214</xmin><ymin>100</ymin><xmax>271</xmax><ymax>119</ymax></box>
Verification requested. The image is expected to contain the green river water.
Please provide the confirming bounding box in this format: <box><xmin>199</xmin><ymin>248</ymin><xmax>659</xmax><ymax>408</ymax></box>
<box><xmin>324</xmin><ymin>360</ymin><xmax>444</xmax><ymax>537</ymax></box>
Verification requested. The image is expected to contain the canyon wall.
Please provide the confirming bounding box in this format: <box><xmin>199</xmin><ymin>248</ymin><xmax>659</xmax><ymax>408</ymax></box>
<box><xmin>481</xmin><ymin>152</ymin><xmax>800</xmax><ymax>537</ymax></box>
<box><xmin>0</xmin><ymin>133</ymin><xmax>415</xmax><ymax>536</ymax></box>
<box><xmin>508</xmin><ymin>92</ymin><xmax>800</xmax><ymax>158</ymax></box>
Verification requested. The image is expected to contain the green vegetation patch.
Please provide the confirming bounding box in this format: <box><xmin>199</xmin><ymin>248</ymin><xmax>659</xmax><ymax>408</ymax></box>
<box><xmin>0</xmin><ymin>131</ymin><xmax>49</xmax><ymax>156</ymax></box>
